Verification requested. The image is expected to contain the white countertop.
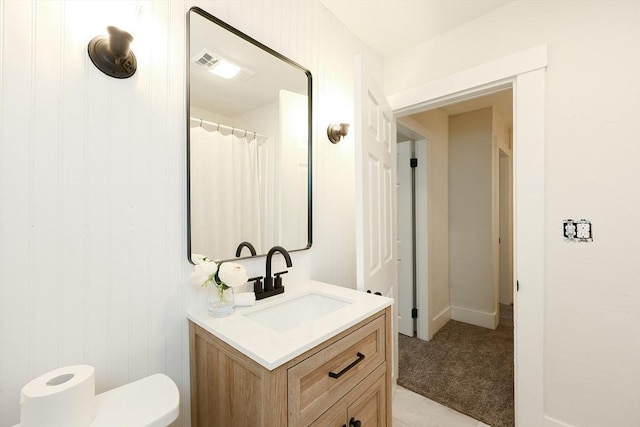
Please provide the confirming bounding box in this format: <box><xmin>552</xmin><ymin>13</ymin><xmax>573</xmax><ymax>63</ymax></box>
<box><xmin>187</xmin><ymin>280</ymin><xmax>393</xmax><ymax>370</ymax></box>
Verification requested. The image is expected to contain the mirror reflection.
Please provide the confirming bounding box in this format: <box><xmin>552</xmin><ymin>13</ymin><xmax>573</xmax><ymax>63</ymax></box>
<box><xmin>187</xmin><ymin>7</ymin><xmax>312</xmax><ymax>263</ymax></box>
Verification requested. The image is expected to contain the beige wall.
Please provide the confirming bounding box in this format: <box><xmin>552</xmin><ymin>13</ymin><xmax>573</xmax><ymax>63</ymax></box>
<box><xmin>385</xmin><ymin>1</ymin><xmax>640</xmax><ymax>425</ymax></box>
<box><xmin>402</xmin><ymin>108</ymin><xmax>451</xmax><ymax>338</ymax></box>
<box><xmin>448</xmin><ymin>108</ymin><xmax>496</xmax><ymax>325</ymax></box>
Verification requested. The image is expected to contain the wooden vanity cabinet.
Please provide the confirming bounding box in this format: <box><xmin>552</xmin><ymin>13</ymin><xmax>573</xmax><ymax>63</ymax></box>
<box><xmin>189</xmin><ymin>306</ymin><xmax>392</xmax><ymax>427</ymax></box>
<box><xmin>309</xmin><ymin>367</ymin><xmax>387</xmax><ymax>427</ymax></box>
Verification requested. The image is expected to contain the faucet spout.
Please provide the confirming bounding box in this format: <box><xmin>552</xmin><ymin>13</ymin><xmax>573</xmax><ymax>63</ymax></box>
<box><xmin>235</xmin><ymin>241</ymin><xmax>257</xmax><ymax>257</ymax></box>
<box><xmin>264</xmin><ymin>246</ymin><xmax>293</xmax><ymax>293</ymax></box>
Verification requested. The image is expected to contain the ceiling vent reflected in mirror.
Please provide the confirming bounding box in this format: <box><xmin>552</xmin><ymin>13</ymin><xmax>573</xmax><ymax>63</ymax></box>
<box><xmin>191</xmin><ymin>49</ymin><xmax>254</xmax><ymax>81</ymax></box>
<box><xmin>192</xmin><ymin>50</ymin><xmax>217</xmax><ymax>69</ymax></box>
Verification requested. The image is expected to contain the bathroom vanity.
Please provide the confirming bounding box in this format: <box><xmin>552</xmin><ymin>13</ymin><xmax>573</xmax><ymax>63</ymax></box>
<box><xmin>187</xmin><ymin>281</ymin><xmax>393</xmax><ymax>426</ymax></box>
<box><xmin>185</xmin><ymin>8</ymin><xmax>393</xmax><ymax>426</ymax></box>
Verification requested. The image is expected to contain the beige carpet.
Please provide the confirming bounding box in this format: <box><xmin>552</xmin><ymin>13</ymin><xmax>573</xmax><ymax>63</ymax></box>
<box><xmin>398</xmin><ymin>305</ymin><xmax>514</xmax><ymax>427</ymax></box>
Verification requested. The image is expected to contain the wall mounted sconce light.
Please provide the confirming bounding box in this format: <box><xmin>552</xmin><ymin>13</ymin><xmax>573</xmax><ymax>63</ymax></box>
<box><xmin>88</xmin><ymin>26</ymin><xmax>137</xmax><ymax>79</ymax></box>
<box><xmin>327</xmin><ymin>123</ymin><xmax>350</xmax><ymax>144</ymax></box>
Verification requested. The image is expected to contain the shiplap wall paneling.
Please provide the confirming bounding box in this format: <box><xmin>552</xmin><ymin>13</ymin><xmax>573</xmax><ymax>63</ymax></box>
<box><xmin>0</xmin><ymin>1</ymin><xmax>381</xmax><ymax>425</ymax></box>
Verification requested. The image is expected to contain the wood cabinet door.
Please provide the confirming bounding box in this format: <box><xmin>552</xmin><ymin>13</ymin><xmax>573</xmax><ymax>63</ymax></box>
<box><xmin>309</xmin><ymin>366</ymin><xmax>387</xmax><ymax>427</ymax></box>
<box><xmin>309</xmin><ymin>404</ymin><xmax>346</xmax><ymax>427</ymax></box>
<box><xmin>347</xmin><ymin>374</ymin><xmax>387</xmax><ymax>427</ymax></box>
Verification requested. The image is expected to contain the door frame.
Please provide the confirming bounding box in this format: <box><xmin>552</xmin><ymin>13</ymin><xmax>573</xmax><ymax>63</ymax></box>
<box><xmin>387</xmin><ymin>44</ymin><xmax>547</xmax><ymax>427</ymax></box>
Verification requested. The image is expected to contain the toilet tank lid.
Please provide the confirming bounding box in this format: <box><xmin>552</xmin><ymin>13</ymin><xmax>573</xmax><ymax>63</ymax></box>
<box><xmin>90</xmin><ymin>373</ymin><xmax>179</xmax><ymax>427</ymax></box>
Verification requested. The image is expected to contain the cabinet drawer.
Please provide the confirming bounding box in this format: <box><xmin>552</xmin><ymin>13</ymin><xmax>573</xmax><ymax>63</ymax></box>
<box><xmin>309</xmin><ymin>364</ymin><xmax>387</xmax><ymax>427</ymax></box>
<box><xmin>288</xmin><ymin>314</ymin><xmax>386</xmax><ymax>426</ymax></box>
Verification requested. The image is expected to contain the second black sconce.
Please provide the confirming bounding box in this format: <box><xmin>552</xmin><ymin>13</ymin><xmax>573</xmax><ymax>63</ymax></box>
<box><xmin>88</xmin><ymin>26</ymin><xmax>137</xmax><ymax>79</ymax></box>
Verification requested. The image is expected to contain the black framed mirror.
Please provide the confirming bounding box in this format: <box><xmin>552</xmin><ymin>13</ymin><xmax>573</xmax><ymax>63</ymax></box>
<box><xmin>187</xmin><ymin>7</ymin><xmax>312</xmax><ymax>264</ymax></box>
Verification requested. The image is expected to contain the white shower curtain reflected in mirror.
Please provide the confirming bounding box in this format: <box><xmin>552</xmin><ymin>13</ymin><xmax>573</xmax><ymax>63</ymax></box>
<box><xmin>190</xmin><ymin>125</ymin><xmax>265</xmax><ymax>259</ymax></box>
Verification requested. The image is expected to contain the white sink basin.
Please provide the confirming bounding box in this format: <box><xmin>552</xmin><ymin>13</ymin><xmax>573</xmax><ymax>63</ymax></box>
<box><xmin>243</xmin><ymin>292</ymin><xmax>353</xmax><ymax>333</ymax></box>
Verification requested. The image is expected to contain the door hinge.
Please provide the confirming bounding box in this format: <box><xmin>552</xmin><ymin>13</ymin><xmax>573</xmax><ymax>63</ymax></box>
<box><xmin>411</xmin><ymin>308</ymin><xmax>418</xmax><ymax>318</ymax></box>
<box><xmin>517</xmin><ymin>280</ymin><xmax>520</xmax><ymax>292</ymax></box>
<box><xmin>410</xmin><ymin>158</ymin><xmax>418</xmax><ymax>168</ymax></box>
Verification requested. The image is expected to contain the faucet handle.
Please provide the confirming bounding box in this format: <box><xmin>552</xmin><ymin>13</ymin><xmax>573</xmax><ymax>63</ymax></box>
<box><xmin>273</xmin><ymin>271</ymin><xmax>288</xmax><ymax>289</ymax></box>
<box><xmin>248</xmin><ymin>276</ymin><xmax>264</xmax><ymax>294</ymax></box>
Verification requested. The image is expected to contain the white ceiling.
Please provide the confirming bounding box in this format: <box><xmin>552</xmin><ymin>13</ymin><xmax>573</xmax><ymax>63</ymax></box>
<box><xmin>318</xmin><ymin>0</ymin><xmax>512</xmax><ymax>58</ymax></box>
<box><xmin>319</xmin><ymin>1</ymin><xmax>514</xmax><ymax>128</ymax></box>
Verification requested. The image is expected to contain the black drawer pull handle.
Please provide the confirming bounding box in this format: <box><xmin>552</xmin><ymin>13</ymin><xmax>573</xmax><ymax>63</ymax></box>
<box><xmin>328</xmin><ymin>352</ymin><xmax>365</xmax><ymax>379</ymax></box>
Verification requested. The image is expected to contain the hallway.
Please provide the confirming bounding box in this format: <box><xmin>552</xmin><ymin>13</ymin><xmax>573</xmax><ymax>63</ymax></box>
<box><xmin>397</xmin><ymin>306</ymin><xmax>514</xmax><ymax>426</ymax></box>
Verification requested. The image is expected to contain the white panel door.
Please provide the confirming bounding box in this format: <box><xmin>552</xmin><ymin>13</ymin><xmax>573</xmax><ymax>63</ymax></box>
<box><xmin>355</xmin><ymin>60</ymin><xmax>397</xmax><ymax>297</ymax></box>
<box><xmin>397</xmin><ymin>141</ymin><xmax>413</xmax><ymax>336</ymax></box>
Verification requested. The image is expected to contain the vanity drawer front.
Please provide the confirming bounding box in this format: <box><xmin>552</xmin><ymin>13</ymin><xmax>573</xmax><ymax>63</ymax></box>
<box><xmin>288</xmin><ymin>314</ymin><xmax>386</xmax><ymax>426</ymax></box>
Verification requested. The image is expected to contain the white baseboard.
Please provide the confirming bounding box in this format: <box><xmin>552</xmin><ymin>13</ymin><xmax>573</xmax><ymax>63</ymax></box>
<box><xmin>430</xmin><ymin>306</ymin><xmax>451</xmax><ymax>338</ymax></box>
<box><xmin>544</xmin><ymin>415</ymin><xmax>574</xmax><ymax>427</ymax></box>
<box><xmin>450</xmin><ymin>305</ymin><xmax>498</xmax><ymax>329</ymax></box>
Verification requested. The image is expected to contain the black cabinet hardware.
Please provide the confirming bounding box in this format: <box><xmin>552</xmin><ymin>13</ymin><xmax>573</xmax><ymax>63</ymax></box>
<box><xmin>328</xmin><ymin>352</ymin><xmax>365</xmax><ymax>379</ymax></box>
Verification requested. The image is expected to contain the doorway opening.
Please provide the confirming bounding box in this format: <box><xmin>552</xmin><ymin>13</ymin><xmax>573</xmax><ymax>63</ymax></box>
<box><xmin>382</xmin><ymin>45</ymin><xmax>546</xmax><ymax>426</ymax></box>
<box><xmin>395</xmin><ymin>89</ymin><xmax>515</xmax><ymax>427</ymax></box>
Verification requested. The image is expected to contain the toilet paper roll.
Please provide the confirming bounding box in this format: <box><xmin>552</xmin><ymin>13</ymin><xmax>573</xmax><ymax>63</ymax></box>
<box><xmin>20</xmin><ymin>365</ymin><xmax>96</xmax><ymax>427</ymax></box>
<box><xmin>234</xmin><ymin>292</ymin><xmax>256</xmax><ymax>306</ymax></box>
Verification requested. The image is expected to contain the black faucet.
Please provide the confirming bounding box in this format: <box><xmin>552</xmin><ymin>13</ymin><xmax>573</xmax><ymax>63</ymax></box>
<box><xmin>235</xmin><ymin>241</ymin><xmax>257</xmax><ymax>257</ymax></box>
<box><xmin>253</xmin><ymin>246</ymin><xmax>292</xmax><ymax>300</ymax></box>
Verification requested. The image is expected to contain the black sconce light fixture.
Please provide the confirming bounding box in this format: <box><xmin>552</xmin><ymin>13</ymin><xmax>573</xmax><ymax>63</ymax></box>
<box><xmin>327</xmin><ymin>123</ymin><xmax>350</xmax><ymax>144</ymax></box>
<box><xmin>88</xmin><ymin>26</ymin><xmax>137</xmax><ymax>79</ymax></box>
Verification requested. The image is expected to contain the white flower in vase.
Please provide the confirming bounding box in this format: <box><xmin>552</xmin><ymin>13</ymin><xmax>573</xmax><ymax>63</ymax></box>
<box><xmin>190</xmin><ymin>254</ymin><xmax>248</xmax><ymax>316</ymax></box>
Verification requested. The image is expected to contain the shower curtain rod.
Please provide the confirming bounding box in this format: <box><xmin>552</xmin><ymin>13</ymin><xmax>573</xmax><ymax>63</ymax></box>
<box><xmin>189</xmin><ymin>117</ymin><xmax>268</xmax><ymax>140</ymax></box>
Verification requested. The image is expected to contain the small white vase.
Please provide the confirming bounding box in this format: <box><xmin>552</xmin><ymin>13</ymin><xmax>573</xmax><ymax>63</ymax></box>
<box><xmin>207</xmin><ymin>286</ymin><xmax>235</xmax><ymax>317</ymax></box>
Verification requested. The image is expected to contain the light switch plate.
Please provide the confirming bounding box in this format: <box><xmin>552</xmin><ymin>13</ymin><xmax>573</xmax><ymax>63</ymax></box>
<box><xmin>563</xmin><ymin>219</ymin><xmax>576</xmax><ymax>239</ymax></box>
<box><xmin>564</xmin><ymin>219</ymin><xmax>592</xmax><ymax>242</ymax></box>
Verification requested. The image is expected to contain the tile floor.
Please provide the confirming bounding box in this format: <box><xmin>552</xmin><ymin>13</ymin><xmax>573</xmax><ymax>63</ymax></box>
<box><xmin>392</xmin><ymin>385</ymin><xmax>491</xmax><ymax>427</ymax></box>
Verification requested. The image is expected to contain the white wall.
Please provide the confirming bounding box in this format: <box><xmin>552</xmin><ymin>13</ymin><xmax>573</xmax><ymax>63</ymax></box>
<box><xmin>385</xmin><ymin>1</ymin><xmax>640</xmax><ymax>425</ymax></box>
<box><xmin>448</xmin><ymin>108</ymin><xmax>497</xmax><ymax>328</ymax></box>
<box><xmin>0</xmin><ymin>1</ymin><xmax>381</xmax><ymax>425</ymax></box>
